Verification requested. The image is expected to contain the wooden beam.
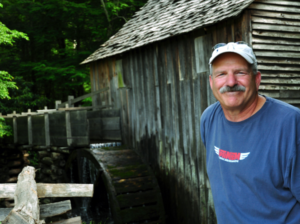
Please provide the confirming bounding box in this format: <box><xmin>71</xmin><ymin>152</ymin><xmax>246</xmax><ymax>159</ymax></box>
<box><xmin>253</xmin><ymin>37</ymin><xmax>300</xmax><ymax>46</ymax></box>
<box><xmin>58</xmin><ymin>87</ymin><xmax>109</xmax><ymax>107</ymax></box>
<box><xmin>254</xmin><ymin>0</ymin><xmax>300</xmax><ymax>7</ymax></box>
<box><xmin>257</xmin><ymin>58</ymin><xmax>300</xmax><ymax>65</ymax></box>
<box><xmin>258</xmin><ymin>65</ymin><xmax>300</xmax><ymax>72</ymax></box>
<box><xmin>0</xmin><ymin>200</ymin><xmax>72</xmax><ymax>221</ymax></box>
<box><xmin>252</xmin><ymin>16</ymin><xmax>300</xmax><ymax>27</ymax></box>
<box><xmin>58</xmin><ymin>104</ymin><xmax>113</xmax><ymax>111</ymax></box>
<box><xmin>259</xmin><ymin>85</ymin><xmax>300</xmax><ymax>90</ymax></box>
<box><xmin>255</xmin><ymin>51</ymin><xmax>300</xmax><ymax>58</ymax></box>
<box><xmin>248</xmin><ymin>3</ymin><xmax>300</xmax><ymax>13</ymax></box>
<box><xmin>254</xmin><ymin>44</ymin><xmax>300</xmax><ymax>52</ymax></box>
<box><xmin>252</xmin><ymin>30</ymin><xmax>300</xmax><ymax>39</ymax></box>
<box><xmin>0</xmin><ymin>184</ymin><xmax>93</xmax><ymax>198</ymax></box>
<box><xmin>50</xmin><ymin>216</ymin><xmax>82</xmax><ymax>224</ymax></box>
<box><xmin>253</xmin><ymin>24</ymin><xmax>300</xmax><ymax>33</ymax></box>
<box><xmin>251</xmin><ymin>10</ymin><xmax>300</xmax><ymax>20</ymax></box>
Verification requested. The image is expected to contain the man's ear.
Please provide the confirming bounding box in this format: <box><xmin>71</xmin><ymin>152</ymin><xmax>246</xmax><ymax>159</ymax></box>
<box><xmin>255</xmin><ymin>71</ymin><xmax>261</xmax><ymax>91</ymax></box>
<box><xmin>209</xmin><ymin>75</ymin><xmax>213</xmax><ymax>90</ymax></box>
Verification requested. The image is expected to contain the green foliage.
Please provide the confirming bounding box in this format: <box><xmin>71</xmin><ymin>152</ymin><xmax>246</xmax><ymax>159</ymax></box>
<box><xmin>0</xmin><ymin>3</ymin><xmax>28</xmax><ymax>45</ymax></box>
<box><xmin>28</xmin><ymin>150</ymin><xmax>39</xmax><ymax>166</ymax></box>
<box><xmin>0</xmin><ymin>0</ymin><xmax>147</xmax><ymax>114</ymax></box>
<box><xmin>0</xmin><ymin>117</ymin><xmax>12</xmax><ymax>138</ymax></box>
<box><xmin>0</xmin><ymin>71</ymin><xmax>17</xmax><ymax>99</ymax></box>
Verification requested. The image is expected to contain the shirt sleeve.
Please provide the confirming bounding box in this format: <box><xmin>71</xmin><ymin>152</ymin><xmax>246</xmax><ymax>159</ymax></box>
<box><xmin>288</xmin><ymin>143</ymin><xmax>300</xmax><ymax>202</ymax></box>
<box><xmin>200</xmin><ymin>115</ymin><xmax>206</xmax><ymax>146</ymax></box>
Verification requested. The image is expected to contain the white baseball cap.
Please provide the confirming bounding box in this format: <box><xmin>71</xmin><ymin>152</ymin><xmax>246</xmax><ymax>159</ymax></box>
<box><xmin>209</xmin><ymin>42</ymin><xmax>257</xmax><ymax>64</ymax></box>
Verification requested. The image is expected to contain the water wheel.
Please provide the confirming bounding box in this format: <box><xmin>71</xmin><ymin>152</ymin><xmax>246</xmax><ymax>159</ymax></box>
<box><xmin>66</xmin><ymin>147</ymin><xmax>165</xmax><ymax>224</ymax></box>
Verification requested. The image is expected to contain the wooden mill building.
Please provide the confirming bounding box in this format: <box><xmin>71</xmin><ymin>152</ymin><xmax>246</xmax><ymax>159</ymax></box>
<box><xmin>81</xmin><ymin>0</ymin><xmax>300</xmax><ymax>223</ymax></box>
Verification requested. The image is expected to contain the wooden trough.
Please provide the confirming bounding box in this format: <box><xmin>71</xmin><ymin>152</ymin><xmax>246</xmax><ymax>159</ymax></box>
<box><xmin>1</xmin><ymin>108</ymin><xmax>121</xmax><ymax>147</ymax></box>
<box><xmin>66</xmin><ymin>147</ymin><xmax>165</xmax><ymax>224</ymax></box>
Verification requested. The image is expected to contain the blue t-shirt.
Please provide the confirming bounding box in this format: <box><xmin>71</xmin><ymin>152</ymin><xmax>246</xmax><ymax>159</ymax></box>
<box><xmin>201</xmin><ymin>97</ymin><xmax>300</xmax><ymax>224</ymax></box>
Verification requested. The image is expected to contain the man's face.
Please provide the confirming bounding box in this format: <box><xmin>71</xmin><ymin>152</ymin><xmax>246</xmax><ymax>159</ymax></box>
<box><xmin>209</xmin><ymin>53</ymin><xmax>261</xmax><ymax>111</ymax></box>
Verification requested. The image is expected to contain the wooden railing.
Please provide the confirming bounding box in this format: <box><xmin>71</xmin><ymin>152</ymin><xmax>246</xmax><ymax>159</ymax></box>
<box><xmin>0</xmin><ymin>166</ymin><xmax>93</xmax><ymax>224</ymax></box>
<box><xmin>0</xmin><ymin>88</ymin><xmax>121</xmax><ymax>147</ymax></box>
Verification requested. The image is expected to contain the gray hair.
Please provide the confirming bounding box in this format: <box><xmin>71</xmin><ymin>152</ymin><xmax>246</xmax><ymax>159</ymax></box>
<box><xmin>209</xmin><ymin>62</ymin><xmax>258</xmax><ymax>77</ymax></box>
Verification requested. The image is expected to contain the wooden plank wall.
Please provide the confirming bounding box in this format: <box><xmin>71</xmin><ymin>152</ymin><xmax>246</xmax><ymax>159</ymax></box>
<box><xmin>249</xmin><ymin>0</ymin><xmax>300</xmax><ymax>107</ymax></box>
<box><xmin>90</xmin><ymin>15</ymin><xmax>248</xmax><ymax>224</ymax></box>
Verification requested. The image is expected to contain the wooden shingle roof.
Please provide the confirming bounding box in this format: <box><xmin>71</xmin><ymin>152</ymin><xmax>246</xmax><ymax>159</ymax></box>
<box><xmin>81</xmin><ymin>0</ymin><xmax>255</xmax><ymax>64</ymax></box>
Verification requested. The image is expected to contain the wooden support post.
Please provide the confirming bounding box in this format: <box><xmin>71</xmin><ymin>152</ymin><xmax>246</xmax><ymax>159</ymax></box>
<box><xmin>65</xmin><ymin>104</ymin><xmax>72</xmax><ymax>146</ymax></box>
<box><xmin>68</xmin><ymin>96</ymin><xmax>74</xmax><ymax>108</ymax></box>
<box><xmin>2</xmin><ymin>166</ymin><xmax>44</xmax><ymax>224</ymax></box>
<box><xmin>27</xmin><ymin>109</ymin><xmax>33</xmax><ymax>145</ymax></box>
<box><xmin>12</xmin><ymin>111</ymin><xmax>17</xmax><ymax>144</ymax></box>
<box><xmin>55</xmin><ymin>100</ymin><xmax>62</xmax><ymax>110</ymax></box>
<box><xmin>44</xmin><ymin>107</ymin><xmax>50</xmax><ymax>147</ymax></box>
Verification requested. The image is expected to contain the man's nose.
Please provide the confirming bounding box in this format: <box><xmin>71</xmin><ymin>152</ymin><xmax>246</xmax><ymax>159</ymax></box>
<box><xmin>226</xmin><ymin>73</ymin><xmax>238</xmax><ymax>87</ymax></box>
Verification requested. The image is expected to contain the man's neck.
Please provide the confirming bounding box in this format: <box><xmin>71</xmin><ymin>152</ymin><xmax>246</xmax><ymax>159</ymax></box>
<box><xmin>222</xmin><ymin>95</ymin><xmax>266</xmax><ymax>122</ymax></box>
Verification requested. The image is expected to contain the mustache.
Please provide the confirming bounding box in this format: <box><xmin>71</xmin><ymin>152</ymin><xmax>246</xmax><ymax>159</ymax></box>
<box><xmin>219</xmin><ymin>85</ymin><xmax>246</xmax><ymax>94</ymax></box>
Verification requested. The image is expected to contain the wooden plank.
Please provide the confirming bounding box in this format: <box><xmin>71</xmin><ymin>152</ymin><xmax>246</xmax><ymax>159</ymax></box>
<box><xmin>255</xmin><ymin>0</ymin><xmax>300</xmax><ymax>7</ymax></box>
<box><xmin>257</xmin><ymin>58</ymin><xmax>300</xmax><ymax>65</ymax></box>
<box><xmin>113</xmin><ymin>176</ymin><xmax>153</xmax><ymax>194</ymax></box>
<box><xmin>40</xmin><ymin>200</ymin><xmax>71</xmax><ymax>219</ymax></box>
<box><xmin>253</xmin><ymin>36</ymin><xmax>300</xmax><ymax>46</ymax></box>
<box><xmin>58</xmin><ymin>105</ymin><xmax>112</xmax><ymax>111</ymax></box>
<box><xmin>280</xmin><ymin>99</ymin><xmax>300</xmax><ymax>104</ymax></box>
<box><xmin>252</xmin><ymin>16</ymin><xmax>300</xmax><ymax>27</ymax></box>
<box><xmin>241</xmin><ymin>9</ymin><xmax>252</xmax><ymax>45</ymax></box>
<box><xmin>107</xmin><ymin>165</ymin><xmax>150</xmax><ymax>180</ymax></box>
<box><xmin>0</xmin><ymin>184</ymin><xmax>93</xmax><ymax>198</ymax></box>
<box><xmin>71</xmin><ymin>87</ymin><xmax>109</xmax><ymax>104</ymax></box>
<box><xmin>259</xmin><ymin>85</ymin><xmax>300</xmax><ymax>90</ymax></box>
<box><xmin>261</xmin><ymin>73</ymin><xmax>300</xmax><ymax>78</ymax></box>
<box><xmin>0</xmin><ymin>200</ymin><xmax>72</xmax><ymax>221</ymax></box>
<box><xmin>253</xmin><ymin>23</ymin><xmax>300</xmax><ymax>33</ymax></box>
<box><xmin>120</xmin><ymin>205</ymin><xmax>160</xmax><ymax>224</ymax></box>
<box><xmin>259</xmin><ymin>65</ymin><xmax>300</xmax><ymax>71</ymax></box>
<box><xmin>261</xmin><ymin>78</ymin><xmax>300</xmax><ymax>84</ymax></box>
<box><xmin>0</xmin><ymin>208</ymin><xmax>11</xmax><ymax>221</ymax></box>
<box><xmin>32</xmin><ymin>115</ymin><xmax>46</xmax><ymax>146</ymax></box>
<box><xmin>50</xmin><ymin>216</ymin><xmax>81</xmax><ymax>224</ymax></box>
<box><xmin>252</xmin><ymin>30</ymin><xmax>300</xmax><ymax>39</ymax></box>
<box><xmin>255</xmin><ymin>51</ymin><xmax>300</xmax><ymax>58</ymax></box>
<box><xmin>116</xmin><ymin>190</ymin><xmax>158</xmax><ymax>208</ymax></box>
<box><xmin>279</xmin><ymin>90</ymin><xmax>300</xmax><ymax>98</ymax></box>
<box><xmin>2</xmin><ymin>210</ymin><xmax>28</xmax><ymax>224</ymax></box>
<box><xmin>248</xmin><ymin>3</ymin><xmax>300</xmax><ymax>13</ymax></box>
<box><xmin>259</xmin><ymin>91</ymin><xmax>280</xmax><ymax>98</ymax></box>
<box><xmin>128</xmin><ymin>51</ymin><xmax>136</xmax><ymax>148</ymax></box>
<box><xmin>254</xmin><ymin>44</ymin><xmax>300</xmax><ymax>52</ymax></box>
<box><xmin>251</xmin><ymin>10</ymin><xmax>300</xmax><ymax>20</ymax></box>
<box><xmin>16</xmin><ymin>116</ymin><xmax>28</xmax><ymax>145</ymax></box>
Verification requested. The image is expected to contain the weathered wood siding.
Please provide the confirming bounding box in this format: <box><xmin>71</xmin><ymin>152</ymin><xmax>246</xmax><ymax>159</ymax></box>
<box><xmin>89</xmin><ymin>15</ymin><xmax>249</xmax><ymax>223</ymax></box>
<box><xmin>249</xmin><ymin>0</ymin><xmax>300</xmax><ymax>107</ymax></box>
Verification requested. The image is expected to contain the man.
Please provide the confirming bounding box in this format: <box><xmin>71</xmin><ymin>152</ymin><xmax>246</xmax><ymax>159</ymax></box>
<box><xmin>200</xmin><ymin>42</ymin><xmax>300</xmax><ymax>224</ymax></box>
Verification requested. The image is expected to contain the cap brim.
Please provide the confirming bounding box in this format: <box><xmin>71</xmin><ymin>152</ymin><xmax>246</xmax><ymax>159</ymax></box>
<box><xmin>209</xmin><ymin>50</ymin><xmax>255</xmax><ymax>64</ymax></box>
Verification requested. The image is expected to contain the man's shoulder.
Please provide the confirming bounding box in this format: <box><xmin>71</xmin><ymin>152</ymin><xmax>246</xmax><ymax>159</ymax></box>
<box><xmin>266</xmin><ymin>96</ymin><xmax>300</xmax><ymax>117</ymax></box>
<box><xmin>201</xmin><ymin>101</ymin><xmax>221</xmax><ymax>123</ymax></box>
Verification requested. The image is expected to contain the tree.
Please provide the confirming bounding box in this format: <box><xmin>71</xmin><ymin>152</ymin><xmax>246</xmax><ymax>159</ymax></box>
<box><xmin>0</xmin><ymin>3</ymin><xmax>28</xmax><ymax>137</ymax></box>
<box><xmin>0</xmin><ymin>0</ymin><xmax>147</xmax><ymax>116</ymax></box>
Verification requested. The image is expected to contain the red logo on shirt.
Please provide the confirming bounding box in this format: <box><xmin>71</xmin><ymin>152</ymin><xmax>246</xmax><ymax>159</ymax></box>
<box><xmin>214</xmin><ymin>146</ymin><xmax>250</xmax><ymax>163</ymax></box>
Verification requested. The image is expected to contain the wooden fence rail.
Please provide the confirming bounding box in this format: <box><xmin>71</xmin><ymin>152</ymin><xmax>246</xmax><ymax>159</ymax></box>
<box><xmin>0</xmin><ymin>90</ymin><xmax>121</xmax><ymax>147</ymax></box>
<box><xmin>0</xmin><ymin>166</ymin><xmax>93</xmax><ymax>224</ymax></box>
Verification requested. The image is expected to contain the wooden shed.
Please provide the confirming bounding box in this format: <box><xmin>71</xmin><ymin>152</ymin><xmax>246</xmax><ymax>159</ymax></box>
<box><xmin>81</xmin><ymin>0</ymin><xmax>300</xmax><ymax>223</ymax></box>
